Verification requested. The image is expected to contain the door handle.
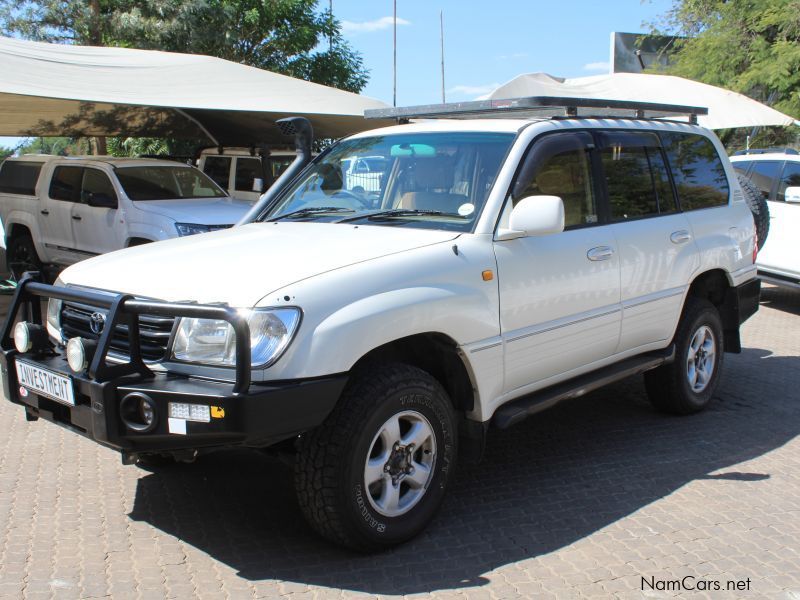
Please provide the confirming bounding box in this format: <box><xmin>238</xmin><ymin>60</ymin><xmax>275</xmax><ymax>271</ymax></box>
<box><xmin>40</xmin><ymin>209</ymin><xmax>49</xmax><ymax>216</ymax></box>
<box><xmin>670</xmin><ymin>230</ymin><xmax>691</xmax><ymax>244</ymax></box>
<box><xmin>587</xmin><ymin>246</ymin><xmax>614</xmax><ymax>261</ymax></box>
<box><xmin>72</xmin><ymin>215</ymin><xmax>82</xmax><ymax>221</ymax></box>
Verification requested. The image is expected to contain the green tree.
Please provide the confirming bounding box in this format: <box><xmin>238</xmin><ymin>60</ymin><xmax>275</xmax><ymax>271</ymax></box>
<box><xmin>651</xmin><ymin>0</ymin><xmax>800</xmax><ymax>150</ymax></box>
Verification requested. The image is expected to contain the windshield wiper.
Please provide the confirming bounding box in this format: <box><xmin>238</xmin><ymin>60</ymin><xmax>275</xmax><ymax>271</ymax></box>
<box><xmin>267</xmin><ymin>206</ymin><xmax>355</xmax><ymax>221</ymax></box>
<box><xmin>336</xmin><ymin>209</ymin><xmax>466</xmax><ymax>223</ymax></box>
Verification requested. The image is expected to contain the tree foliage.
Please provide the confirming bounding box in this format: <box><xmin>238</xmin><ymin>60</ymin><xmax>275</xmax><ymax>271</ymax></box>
<box><xmin>651</xmin><ymin>0</ymin><xmax>800</xmax><ymax>119</ymax></box>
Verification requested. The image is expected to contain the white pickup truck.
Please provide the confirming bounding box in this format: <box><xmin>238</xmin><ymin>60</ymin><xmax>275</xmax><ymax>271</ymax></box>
<box><xmin>0</xmin><ymin>155</ymin><xmax>252</xmax><ymax>279</ymax></box>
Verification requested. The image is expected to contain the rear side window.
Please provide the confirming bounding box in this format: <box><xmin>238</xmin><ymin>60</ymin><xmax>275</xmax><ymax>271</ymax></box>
<box><xmin>235</xmin><ymin>157</ymin><xmax>263</xmax><ymax>192</ymax></box>
<box><xmin>660</xmin><ymin>132</ymin><xmax>729</xmax><ymax>210</ymax></box>
<box><xmin>596</xmin><ymin>131</ymin><xmax>676</xmax><ymax>221</ymax></box>
<box><xmin>748</xmin><ymin>161</ymin><xmax>781</xmax><ymax>200</ymax></box>
<box><xmin>731</xmin><ymin>160</ymin><xmax>751</xmax><ymax>176</ymax></box>
<box><xmin>0</xmin><ymin>161</ymin><xmax>43</xmax><ymax>195</ymax></box>
<box><xmin>49</xmin><ymin>166</ymin><xmax>84</xmax><ymax>202</ymax></box>
<box><xmin>203</xmin><ymin>156</ymin><xmax>231</xmax><ymax>189</ymax></box>
<box><xmin>778</xmin><ymin>162</ymin><xmax>800</xmax><ymax>202</ymax></box>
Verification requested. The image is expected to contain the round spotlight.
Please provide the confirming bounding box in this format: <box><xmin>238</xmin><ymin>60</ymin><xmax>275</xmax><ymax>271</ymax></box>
<box><xmin>13</xmin><ymin>322</ymin><xmax>32</xmax><ymax>353</ymax></box>
<box><xmin>140</xmin><ymin>398</ymin><xmax>155</xmax><ymax>428</ymax></box>
<box><xmin>66</xmin><ymin>337</ymin><xmax>88</xmax><ymax>372</ymax></box>
<box><xmin>120</xmin><ymin>393</ymin><xmax>158</xmax><ymax>433</ymax></box>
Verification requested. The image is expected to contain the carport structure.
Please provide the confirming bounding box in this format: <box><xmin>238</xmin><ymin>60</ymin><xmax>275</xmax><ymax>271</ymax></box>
<box><xmin>0</xmin><ymin>36</ymin><xmax>390</xmax><ymax>147</ymax></box>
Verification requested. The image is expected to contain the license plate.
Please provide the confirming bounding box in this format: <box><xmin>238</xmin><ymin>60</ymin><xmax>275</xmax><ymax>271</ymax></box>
<box><xmin>15</xmin><ymin>360</ymin><xmax>75</xmax><ymax>406</ymax></box>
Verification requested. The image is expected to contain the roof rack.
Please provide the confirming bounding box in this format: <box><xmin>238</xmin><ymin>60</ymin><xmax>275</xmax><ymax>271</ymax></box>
<box><xmin>732</xmin><ymin>147</ymin><xmax>799</xmax><ymax>156</ymax></box>
<box><xmin>365</xmin><ymin>96</ymin><xmax>708</xmax><ymax>124</ymax></box>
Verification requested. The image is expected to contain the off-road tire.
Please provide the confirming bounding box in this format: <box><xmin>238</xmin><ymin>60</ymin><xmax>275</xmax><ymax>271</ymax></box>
<box><xmin>645</xmin><ymin>298</ymin><xmax>724</xmax><ymax>415</ymax></box>
<box><xmin>738</xmin><ymin>173</ymin><xmax>769</xmax><ymax>251</ymax></box>
<box><xmin>295</xmin><ymin>363</ymin><xmax>458</xmax><ymax>552</ymax></box>
<box><xmin>7</xmin><ymin>234</ymin><xmax>43</xmax><ymax>281</ymax></box>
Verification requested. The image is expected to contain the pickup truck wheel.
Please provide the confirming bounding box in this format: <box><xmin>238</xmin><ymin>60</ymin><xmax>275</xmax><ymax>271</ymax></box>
<box><xmin>738</xmin><ymin>173</ymin><xmax>769</xmax><ymax>251</ymax></box>
<box><xmin>294</xmin><ymin>363</ymin><xmax>457</xmax><ymax>551</ymax></box>
<box><xmin>7</xmin><ymin>235</ymin><xmax>43</xmax><ymax>281</ymax></box>
<box><xmin>644</xmin><ymin>298</ymin><xmax>724</xmax><ymax>415</ymax></box>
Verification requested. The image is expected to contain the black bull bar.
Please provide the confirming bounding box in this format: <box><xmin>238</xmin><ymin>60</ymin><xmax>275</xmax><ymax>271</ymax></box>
<box><xmin>1</xmin><ymin>273</ymin><xmax>252</xmax><ymax>394</ymax></box>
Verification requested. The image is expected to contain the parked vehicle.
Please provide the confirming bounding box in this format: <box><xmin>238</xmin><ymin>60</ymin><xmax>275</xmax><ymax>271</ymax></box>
<box><xmin>198</xmin><ymin>148</ymin><xmax>295</xmax><ymax>202</ymax></box>
<box><xmin>730</xmin><ymin>151</ymin><xmax>800</xmax><ymax>289</ymax></box>
<box><xmin>0</xmin><ymin>155</ymin><xmax>251</xmax><ymax>280</ymax></box>
<box><xmin>2</xmin><ymin>99</ymin><xmax>760</xmax><ymax>552</ymax></box>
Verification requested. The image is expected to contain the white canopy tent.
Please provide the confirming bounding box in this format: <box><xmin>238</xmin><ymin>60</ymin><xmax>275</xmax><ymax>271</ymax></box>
<box><xmin>0</xmin><ymin>36</ymin><xmax>391</xmax><ymax>146</ymax></box>
<box><xmin>481</xmin><ymin>72</ymin><xmax>799</xmax><ymax>130</ymax></box>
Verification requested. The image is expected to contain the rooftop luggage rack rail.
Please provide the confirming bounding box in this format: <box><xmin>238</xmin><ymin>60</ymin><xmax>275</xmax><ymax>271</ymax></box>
<box><xmin>365</xmin><ymin>96</ymin><xmax>709</xmax><ymax>124</ymax></box>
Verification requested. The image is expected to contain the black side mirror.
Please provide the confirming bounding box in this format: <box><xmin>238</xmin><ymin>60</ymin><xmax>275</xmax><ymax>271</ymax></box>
<box><xmin>86</xmin><ymin>192</ymin><xmax>117</xmax><ymax>208</ymax></box>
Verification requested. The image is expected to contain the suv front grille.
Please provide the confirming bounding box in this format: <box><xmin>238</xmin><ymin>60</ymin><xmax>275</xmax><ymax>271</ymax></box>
<box><xmin>60</xmin><ymin>301</ymin><xmax>176</xmax><ymax>362</ymax></box>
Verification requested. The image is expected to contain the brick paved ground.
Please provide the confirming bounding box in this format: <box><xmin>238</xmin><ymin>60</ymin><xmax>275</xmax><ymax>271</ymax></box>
<box><xmin>0</xmin><ymin>286</ymin><xmax>798</xmax><ymax>599</ymax></box>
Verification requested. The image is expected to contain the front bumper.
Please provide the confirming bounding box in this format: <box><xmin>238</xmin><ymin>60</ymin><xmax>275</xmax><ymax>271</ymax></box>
<box><xmin>0</xmin><ymin>274</ymin><xmax>347</xmax><ymax>455</ymax></box>
<box><xmin>1</xmin><ymin>349</ymin><xmax>347</xmax><ymax>453</ymax></box>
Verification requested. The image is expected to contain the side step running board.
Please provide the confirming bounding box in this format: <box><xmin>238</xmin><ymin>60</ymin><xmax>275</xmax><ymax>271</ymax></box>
<box><xmin>492</xmin><ymin>346</ymin><xmax>675</xmax><ymax>429</ymax></box>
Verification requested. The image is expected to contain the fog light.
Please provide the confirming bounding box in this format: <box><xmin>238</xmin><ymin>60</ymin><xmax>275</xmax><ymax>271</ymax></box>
<box><xmin>140</xmin><ymin>398</ymin><xmax>155</xmax><ymax>427</ymax></box>
<box><xmin>13</xmin><ymin>322</ymin><xmax>32</xmax><ymax>353</ymax></box>
<box><xmin>168</xmin><ymin>402</ymin><xmax>211</xmax><ymax>423</ymax></box>
<box><xmin>120</xmin><ymin>393</ymin><xmax>158</xmax><ymax>433</ymax></box>
<box><xmin>66</xmin><ymin>338</ymin><xmax>90</xmax><ymax>373</ymax></box>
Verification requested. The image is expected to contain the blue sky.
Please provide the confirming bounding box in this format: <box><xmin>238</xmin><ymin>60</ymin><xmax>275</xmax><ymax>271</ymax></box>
<box><xmin>335</xmin><ymin>0</ymin><xmax>674</xmax><ymax>105</ymax></box>
<box><xmin>1</xmin><ymin>0</ymin><xmax>674</xmax><ymax>149</ymax></box>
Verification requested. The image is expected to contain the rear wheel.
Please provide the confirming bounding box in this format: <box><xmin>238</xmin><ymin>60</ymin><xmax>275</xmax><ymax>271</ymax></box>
<box><xmin>738</xmin><ymin>173</ymin><xmax>769</xmax><ymax>251</ymax></box>
<box><xmin>7</xmin><ymin>235</ymin><xmax>43</xmax><ymax>281</ymax></box>
<box><xmin>645</xmin><ymin>298</ymin><xmax>724</xmax><ymax>414</ymax></box>
<box><xmin>295</xmin><ymin>363</ymin><xmax>458</xmax><ymax>551</ymax></box>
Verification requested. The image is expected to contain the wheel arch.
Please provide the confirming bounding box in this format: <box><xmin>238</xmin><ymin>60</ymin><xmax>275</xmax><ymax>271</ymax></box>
<box><xmin>350</xmin><ymin>332</ymin><xmax>477</xmax><ymax>414</ymax></box>
<box><xmin>686</xmin><ymin>269</ymin><xmax>743</xmax><ymax>353</ymax></box>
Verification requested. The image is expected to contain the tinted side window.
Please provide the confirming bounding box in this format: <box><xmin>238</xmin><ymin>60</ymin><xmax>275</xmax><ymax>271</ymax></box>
<box><xmin>202</xmin><ymin>156</ymin><xmax>231</xmax><ymax>189</ymax></box>
<box><xmin>748</xmin><ymin>161</ymin><xmax>781</xmax><ymax>200</ymax></box>
<box><xmin>82</xmin><ymin>169</ymin><xmax>118</xmax><ymax>207</ymax></box>
<box><xmin>597</xmin><ymin>132</ymin><xmax>675</xmax><ymax>221</ymax></box>
<box><xmin>778</xmin><ymin>162</ymin><xmax>800</xmax><ymax>202</ymax></box>
<box><xmin>235</xmin><ymin>157</ymin><xmax>263</xmax><ymax>192</ymax></box>
<box><xmin>513</xmin><ymin>132</ymin><xmax>598</xmax><ymax>228</ymax></box>
<box><xmin>660</xmin><ymin>132</ymin><xmax>729</xmax><ymax>210</ymax></box>
<box><xmin>731</xmin><ymin>160</ymin><xmax>751</xmax><ymax>176</ymax></box>
<box><xmin>49</xmin><ymin>166</ymin><xmax>83</xmax><ymax>202</ymax></box>
<box><xmin>0</xmin><ymin>161</ymin><xmax>43</xmax><ymax>195</ymax></box>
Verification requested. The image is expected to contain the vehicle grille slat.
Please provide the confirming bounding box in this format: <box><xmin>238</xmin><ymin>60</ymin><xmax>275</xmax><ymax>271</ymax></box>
<box><xmin>60</xmin><ymin>299</ymin><xmax>176</xmax><ymax>362</ymax></box>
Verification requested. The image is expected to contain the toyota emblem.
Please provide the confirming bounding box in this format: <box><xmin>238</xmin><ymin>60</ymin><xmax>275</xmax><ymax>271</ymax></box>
<box><xmin>89</xmin><ymin>312</ymin><xmax>106</xmax><ymax>335</ymax></box>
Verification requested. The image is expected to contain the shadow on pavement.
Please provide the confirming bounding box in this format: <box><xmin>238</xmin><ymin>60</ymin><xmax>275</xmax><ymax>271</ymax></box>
<box><xmin>129</xmin><ymin>346</ymin><xmax>800</xmax><ymax>595</ymax></box>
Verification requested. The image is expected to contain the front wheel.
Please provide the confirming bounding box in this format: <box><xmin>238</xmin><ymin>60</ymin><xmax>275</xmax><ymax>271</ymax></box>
<box><xmin>295</xmin><ymin>363</ymin><xmax>458</xmax><ymax>551</ymax></box>
<box><xmin>7</xmin><ymin>235</ymin><xmax>43</xmax><ymax>281</ymax></box>
<box><xmin>645</xmin><ymin>298</ymin><xmax>724</xmax><ymax>414</ymax></box>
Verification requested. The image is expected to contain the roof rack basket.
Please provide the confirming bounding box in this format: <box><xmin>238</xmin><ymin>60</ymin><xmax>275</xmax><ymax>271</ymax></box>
<box><xmin>365</xmin><ymin>96</ymin><xmax>708</xmax><ymax>124</ymax></box>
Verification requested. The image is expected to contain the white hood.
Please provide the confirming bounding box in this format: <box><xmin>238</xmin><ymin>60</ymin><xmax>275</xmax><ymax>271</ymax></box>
<box><xmin>60</xmin><ymin>222</ymin><xmax>460</xmax><ymax>306</ymax></box>
<box><xmin>132</xmin><ymin>197</ymin><xmax>253</xmax><ymax>225</ymax></box>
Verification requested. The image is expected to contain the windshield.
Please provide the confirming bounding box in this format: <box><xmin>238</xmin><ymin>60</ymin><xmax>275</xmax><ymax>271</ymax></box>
<box><xmin>263</xmin><ymin>132</ymin><xmax>514</xmax><ymax>231</ymax></box>
<box><xmin>116</xmin><ymin>166</ymin><xmax>226</xmax><ymax>201</ymax></box>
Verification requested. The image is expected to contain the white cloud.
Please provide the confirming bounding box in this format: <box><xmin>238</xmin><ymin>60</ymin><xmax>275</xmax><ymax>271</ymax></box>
<box><xmin>498</xmin><ymin>52</ymin><xmax>528</xmax><ymax>60</ymax></box>
<box><xmin>583</xmin><ymin>61</ymin><xmax>610</xmax><ymax>72</ymax></box>
<box><xmin>447</xmin><ymin>83</ymin><xmax>501</xmax><ymax>97</ymax></box>
<box><xmin>341</xmin><ymin>16</ymin><xmax>410</xmax><ymax>34</ymax></box>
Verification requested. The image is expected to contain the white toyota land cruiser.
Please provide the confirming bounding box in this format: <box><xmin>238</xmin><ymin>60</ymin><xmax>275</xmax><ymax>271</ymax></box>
<box><xmin>1</xmin><ymin>98</ymin><xmax>760</xmax><ymax>552</ymax></box>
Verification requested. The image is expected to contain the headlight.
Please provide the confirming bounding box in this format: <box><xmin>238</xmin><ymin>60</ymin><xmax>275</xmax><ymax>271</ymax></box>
<box><xmin>175</xmin><ymin>223</ymin><xmax>211</xmax><ymax>236</ymax></box>
<box><xmin>46</xmin><ymin>278</ymin><xmax>64</xmax><ymax>333</ymax></box>
<box><xmin>171</xmin><ymin>308</ymin><xmax>301</xmax><ymax>368</ymax></box>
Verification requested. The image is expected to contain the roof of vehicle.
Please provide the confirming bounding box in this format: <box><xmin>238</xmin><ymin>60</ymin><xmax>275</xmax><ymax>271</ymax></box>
<box><xmin>4</xmin><ymin>154</ymin><xmax>199</xmax><ymax>168</ymax></box>
<box><xmin>730</xmin><ymin>151</ymin><xmax>800</xmax><ymax>162</ymax></box>
<box><xmin>198</xmin><ymin>147</ymin><xmax>296</xmax><ymax>157</ymax></box>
